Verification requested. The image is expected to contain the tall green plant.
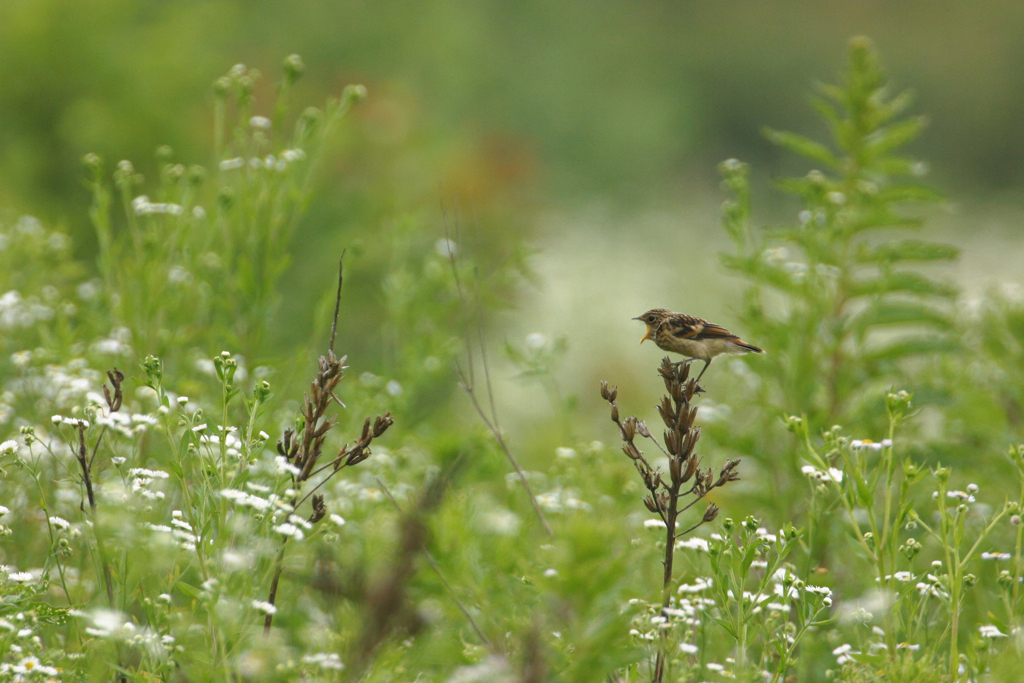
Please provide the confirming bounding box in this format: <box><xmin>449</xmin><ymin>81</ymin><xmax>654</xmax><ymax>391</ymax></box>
<box><xmin>720</xmin><ymin>37</ymin><xmax>959</xmax><ymax>435</ymax></box>
<box><xmin>84</xmin><ymin>57</ymin><xmax>366</xmax><ymax>363</ymax></box>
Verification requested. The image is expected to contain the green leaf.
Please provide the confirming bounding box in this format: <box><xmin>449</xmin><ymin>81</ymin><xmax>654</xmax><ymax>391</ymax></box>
<box><xmin>847</xmin><ymin>272</ymin><xmax>958</xmax><ymax>299</ymax></box>
<box><xmin>863</xmin><ymin>117</ymin><xmax>926</xmax><ymax>158</ymax></box>
<box><xmin>763</xmin><ymin>128</ymin><xmax>838</xmax><ymax>167</ymax></box>
<box><xmin>863</xmin><ymin>335</ymin><xmax>959</xmax><ymax>362</ymax></box>
<box><xmin>856</xmin><ymin>240</ymin><xmax>960</xmax><ymax>264</ymax></box>
<box><xmin>874</xmin><ymin>183</ymin><xmax>943</xmax><ymax>204</ymax></box>
<box><xmin>847</xmin><ymin>301</ymin><xmax>954</xmax><ymax>335</ymax></box>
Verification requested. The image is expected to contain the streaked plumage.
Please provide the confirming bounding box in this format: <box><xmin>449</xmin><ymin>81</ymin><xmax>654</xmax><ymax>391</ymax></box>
<box><xmin>633</xmin><ymin>308</ymin><xmax>764</xmax><ymax>382</ymax></box>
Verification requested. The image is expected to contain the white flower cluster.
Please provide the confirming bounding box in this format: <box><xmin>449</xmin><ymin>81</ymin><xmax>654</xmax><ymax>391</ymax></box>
<box><xmin>0</xmin><ymin>290</ymin><xmax>54</xmax><ymax>330</ymax></box>
<box><xmin>219</xmin><ymin>487</ymin><xmax>295</xmax><ymax>514</ymax></box>
<box><xmin>850</xmin><ymin>439</ymin><xmax>893</xmax><ymax>451</ymax></box>
<box><xmin>536</xmin><ymin>487</ymin><xmax>591</xmax><ymax>513</ymax></box>
<box><xmin>130</xmin><ymin>468</ymin><xmax>170</xmax><ymax>501</ymax></box>
<box><xmin>199</xmin><ymin>426</ymin><xmax>243</xmax><ymax>459</ymax></box>
<box><xmin>801</xmin><ymin>464</ymin><xmax>843</xmax><ymax>484</ymax></box>
<box><xmin>219</xmin><ymin>148</ymin><xmax>305</xmax><ymax>173</ymax></box>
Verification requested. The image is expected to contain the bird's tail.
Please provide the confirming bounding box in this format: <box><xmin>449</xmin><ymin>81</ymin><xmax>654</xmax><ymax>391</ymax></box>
<box><xmin>733</xmin><ymin>340</ymin><xmax>764</xmax><ymax>354</ymax></box>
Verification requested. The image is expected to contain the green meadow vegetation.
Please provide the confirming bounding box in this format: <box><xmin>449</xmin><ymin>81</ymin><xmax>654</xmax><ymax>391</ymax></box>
<box><xmin>1</xmin><ymin>33</ymin><xmax>1024</xmax><ymax>683</ymax></box>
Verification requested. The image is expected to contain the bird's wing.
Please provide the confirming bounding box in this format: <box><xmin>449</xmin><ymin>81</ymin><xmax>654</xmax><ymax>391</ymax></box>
<box><xmin>666</xmin><ymin>316</ymin><xmax>739</xmax><ymax>341</ymax></box>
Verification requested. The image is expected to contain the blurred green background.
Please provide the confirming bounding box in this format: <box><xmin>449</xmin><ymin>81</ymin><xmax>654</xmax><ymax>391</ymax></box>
<box><xmin>3</xmin><ymin>0</ymin><xmax>1024</xmax><ymax>454</ymax></box>
<box><xmin>3</xmin><ymin>0</ymin><xmax>1024</xmax><ymax>361</ymax></box>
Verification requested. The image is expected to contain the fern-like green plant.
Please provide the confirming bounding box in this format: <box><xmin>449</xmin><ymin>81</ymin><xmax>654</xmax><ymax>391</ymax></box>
<box><xmin>720</xmin><ymin>37</ymin><xmax>959</xmax><ymax>434</ymax></box>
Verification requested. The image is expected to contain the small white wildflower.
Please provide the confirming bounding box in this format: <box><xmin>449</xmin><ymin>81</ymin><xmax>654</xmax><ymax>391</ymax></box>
<box><xmin>979</xmin><ymin>625</ymin><xmax>1006</xmax><ymax>638</ymax></box>
<box><xmin>543</xmin><ymin>568</ymin><xmax>558</xmax><ymax>577</ymax></box>
<box><xmin>555</xmin><ymin>447</ymin><xmax>577</xmax><ymax>459</ymax></box>
<box><xmin>981</xmin><ymin>552</ymin><xmax>1011</xmax><ymax>560</ymax></box>
<box><xmin>329</xmin><ymin>514</ymin><xmax>346</xmax><ymax>526</ymax></box>
<box><xmin>129</xmin><ymin>468</ymin><xmax>169</xmax><ymax>479</ymax></box>
<box><xmin>679</xmin><ymin>642</ymin><xmax>698</xmax><ymax>654</ymax></box>
<box><xmin>706</xmin><ymin>662</ymin><xmax>725</xmax><ymax>672</ymax></box>
<box><xmin>0</xmin><ymin>440</ymin><xmax>18</xmax><ymax>455</ymax></box>
<box><xmin>644</xmin><ymin>519</ymin><xmax>667</xmax><ymax>529</ymax></box>
<box><xmin>676</xmin><ymin>537</ymin><xmax>709</xmax><ymax>552</ymax></box>
<box><xmin>273</xmin><ymin>523</ymin><xmax>305</xmax><ymax>541</ymax></box>
<box><xmin>48</xmin><ymin>516</ymin><xmax>70</xmax><ymax>530</ymax></box>
<box><xmin>249</xmin><ymin>116</ymin><xmax>271</xmax><ymax>130</ymax></box>
<box><xmin>525</xmin><ymin>333</ymin><xmax>548</xmax><ymax>349</ymax></box>
<box><xmin>678</xmin><ymin>577</ymin><xmax>713</xmax><ymax>594</ymax></box>
<box><xmin>275</xmin><ymin>456</ymin><xmax>301</xmax><ymax>476</ymax></box>
<box><xmin>434</xmin><ymin>237</ymin><xmax>458</xmax><ymax>258</ymax></box>
<box><xmin>6</xmin><ymin>572</ymin><xmax>35</xmax><ymax>582</ymax></box>
<box><xmin>250</xmin><ymin>599</ymin><xmax>277</xmax><ymax>615</ymax></box>
<box><xmin>832</xmin><ymin>644</ymin><xmax>852</xmax><ymax>655</ymax></box>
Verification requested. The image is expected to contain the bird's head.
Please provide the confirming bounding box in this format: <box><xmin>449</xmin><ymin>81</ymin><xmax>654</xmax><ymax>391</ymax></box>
<box><xmin>632</xmin><ymin>308</ymin><xmax>673</xmax><ymax>343</ymax></box>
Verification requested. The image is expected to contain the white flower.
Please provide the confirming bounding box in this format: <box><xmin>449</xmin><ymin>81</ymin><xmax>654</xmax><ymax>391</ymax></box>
<box><xmin>0</xmin><ymin>440</ymin><xmax>18</xmax><ymax>455</ymax></box>
<box><xmin>249</xmin><ymin>116</ymin><xmax>272</xmax><ymax>130</ymax></box>
<box><xmin>301</xmin><ymin>652</ymin><xmax>344</xmax><ymax>670</ymax></box>
<box><xmin>128</xmin><ymin>468</ymin><xmax>169</xmax><ymax>479</ymax></box>
<box><xmin>329</xmin><ymin>514</ymin><xmax>346</xmax><ymax>526</ymax></box>
<box><xmin>250</xmin><ymin>599</ymin><xmax>277</xmax><ymax>615</ymax></box>
<box><xmin>679</xmin><ymin>642</ymin><xmax>698</xmax><ymax>654</ymax></box>
<box><xmin>525</xmin><ymin>333</ymin><xmax>548</xmax><ymax>349</ymax></box>
<box><xmin>979</xmin><ymin>625</ymin><xmax>1006</xmax><ymax>638</ymax></box>
<box><xmin>48</xmin><ymin>516</ymin><xmax>70</xmax><ymax>530</ymax></box>
<box><xmin>644</xmin><ymin>519</ymin><xmax>667</xmax><ymax>529</ymax></box>
<box><xmin>981</xmin><ymin>552</ymin><xmax>1011</xmax><ymax>560</ymax></box>
<box><xmin>6</xmin><ymin>572</ymin><xmax>35</xmax><ymax>582</ymax></box>
<box><xmin>273</xmin><ymin>523</ymin><xmax>305</xmax><ymax>541</ymax></box>
<box><xmin>832</xmin><ymin>644</ymin><xmax>852</xmax><ymax>655</ymax></box>
<box><xmin>434</xmin><ymin>237</ymin><xmax>457</xmax><ymax>258</ymax></box>
<box><xmin>555</xmin><ymin>447</ymin><xmax>577</xmax><ymax>459</ymax></box>
<box><xmin>275</xmin><ymin>456</ymin><xmax>301</xmax><ymax>476</ymax></box>
<box><xmin>678</xmin><ymin>577</ymin><xmax>713</xmax><ymax>594</ymax></box>
<box><xmin>676</xmin><ymin>537</ymin><xmax>709</xmax><ymax>552</ymax></box>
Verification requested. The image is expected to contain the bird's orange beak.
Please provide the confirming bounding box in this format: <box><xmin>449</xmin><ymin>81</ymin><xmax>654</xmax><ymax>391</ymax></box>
<box><xmin>633</xmin><ymin>318</ymin><xmax>652</xmax><ymax>343</ymax></box>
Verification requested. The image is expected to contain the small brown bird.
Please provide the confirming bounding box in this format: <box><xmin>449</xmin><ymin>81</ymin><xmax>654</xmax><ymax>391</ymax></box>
<box><xmin>633</xmin><ymin>308</ymin><xmax>764</xmax><ymax>382</ymax></box>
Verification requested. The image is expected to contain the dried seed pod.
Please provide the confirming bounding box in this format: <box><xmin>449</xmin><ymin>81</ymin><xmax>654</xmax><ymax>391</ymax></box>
<box><xmin>703</xmin><ymin>503</ymin><xmax>720</xmax><ymax>523</ymax></box>
<box><xmin>622</xmin><ymin>417</ymin><xmax>637</xmax><ymax>441</ymax></box>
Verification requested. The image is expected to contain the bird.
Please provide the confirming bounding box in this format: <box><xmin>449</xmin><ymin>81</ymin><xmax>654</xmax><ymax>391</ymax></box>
<box><xmin>633</xmin><ymin>309</ymin><xmax>764</xmax><ymax>382</ymax></box>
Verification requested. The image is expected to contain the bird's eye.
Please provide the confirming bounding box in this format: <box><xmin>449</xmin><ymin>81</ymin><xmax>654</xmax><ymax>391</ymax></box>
<box><xmin>646</xmin><ymin>316</ymin><xmax>655</xmax><ymax>323</ymax></box>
